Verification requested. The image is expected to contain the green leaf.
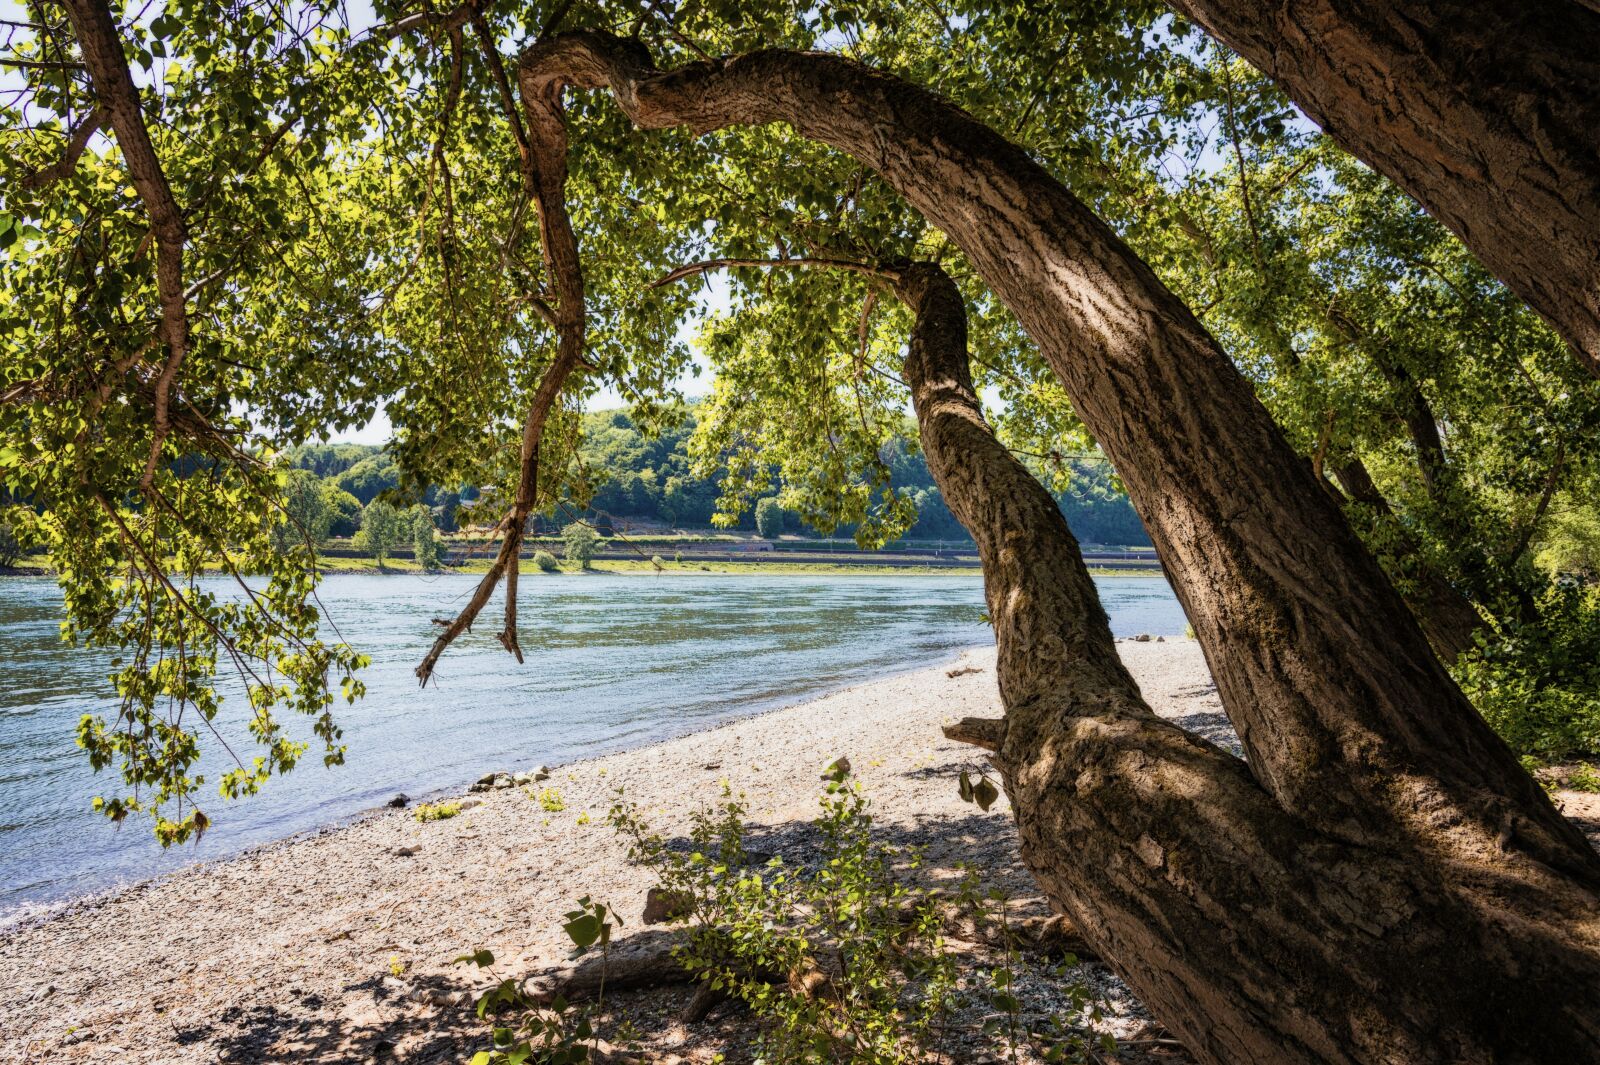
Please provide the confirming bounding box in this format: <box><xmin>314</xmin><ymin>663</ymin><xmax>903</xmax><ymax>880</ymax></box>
<box><xmin>563</xmin><ymin>913</ymin><xmax>601</xmax><ymax>948</ymax></box>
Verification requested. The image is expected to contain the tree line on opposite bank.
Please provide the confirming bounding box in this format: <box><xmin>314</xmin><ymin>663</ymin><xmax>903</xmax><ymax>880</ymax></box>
<box><xmin>272</xmin><ymin>405</ymin><xmax>1153</xmax><ymax>550</ymax></box>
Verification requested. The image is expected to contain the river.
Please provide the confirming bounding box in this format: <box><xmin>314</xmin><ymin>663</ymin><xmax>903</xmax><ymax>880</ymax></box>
<box><xmin>0</xmin><ymin>571</ymin><xmax>1186</xmax><ymax>923</ymax></box>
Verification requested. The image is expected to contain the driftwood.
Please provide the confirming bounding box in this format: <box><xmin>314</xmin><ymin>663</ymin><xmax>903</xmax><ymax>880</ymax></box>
<box><xmin>523</xmin><ymin>934</ymin><xmax>693</xmax><ymax>1005</ymax></box>
<box><xmin>943</xmin><ymin>716</ymin><xmax>1006</xmax><ymax>751</ymax></box>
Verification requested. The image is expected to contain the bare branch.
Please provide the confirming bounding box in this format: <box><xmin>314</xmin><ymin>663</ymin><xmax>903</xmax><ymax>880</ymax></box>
<box><xmin>943</xmin><ymin>717</ymin><xmax>1006</xmax><ymax>751</ymax></box>
<box><xmin>365</xmin><ymin>3</ymin><xmax>474</xmax><ymax>44</ymax></box>
<box><xmin>0</xmin><ymin>56</ymin><xmax>83</xmax><ymax>69</ymax></box>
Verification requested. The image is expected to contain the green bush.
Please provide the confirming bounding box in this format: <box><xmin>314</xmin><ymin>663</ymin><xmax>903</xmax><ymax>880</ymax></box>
<box><xmin>459</xmin><ymin>776</ymin><xmax>1111</xmax><ymax>1065</ymax></box>
<box><xmin>414</xmin><ymin>801</ymin><xmax>460</xmax><ymax>822</ymax></box>
<box><xmin>411</xmin><ymin>504</ymin><xmax>441</xmax><ymax>570</ymax></box>
<box><xmin>755</xmin><ymin>495</ymin><xmax>785</xmax><ymax>538</ymax></box>
<box><xmin>608</xmin><ymin>778</ymin><xmax>1110</xmax><ymax>1064</ymax></box>
<box><xmin>561</xmin><ymin>522</ymin><xmax>600</xmax><ymax>570</ymax></box>
<box><xmin>0</xmin><ymin>510</ymin><xmax>22</xmax><ymax>568</ymax></box>
<box><xmin>533</xmin><ymin>549</ymin><xmax>560</xmax><ymax>573</ymax></box>
<box><xmin>1455</xmin><ymin>581</ymin><xmax>1600</xmax><ymax>757</ymax></box>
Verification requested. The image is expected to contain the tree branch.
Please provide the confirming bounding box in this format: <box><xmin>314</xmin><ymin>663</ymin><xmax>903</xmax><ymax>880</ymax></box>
<box><xmin>21</xmin><ymin>109</ymin><xmax>103</xmax><ymax>189</ymax></box>
<box><xmin>59</xmin><ymin>0</ymin><xmax>190</xmax><ymax>491</ymax></box>
<box><xmin>650</xmin><ymin>256</ymin><xmax>899</xmax><ymax>289</ymax></box>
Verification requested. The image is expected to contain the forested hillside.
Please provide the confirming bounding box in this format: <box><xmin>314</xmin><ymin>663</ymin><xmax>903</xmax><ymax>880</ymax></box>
<box><xmin>289</xmin><ymin>407</ymin><xmax>1152</xmax><ymax>546</ymax></box>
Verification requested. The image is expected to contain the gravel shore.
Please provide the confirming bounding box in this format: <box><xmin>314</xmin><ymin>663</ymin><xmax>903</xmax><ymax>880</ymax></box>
<box><xmin>3</xmin><ymin>639</ymin><xmax>1594</xmax><ymax>1064</ymax></box>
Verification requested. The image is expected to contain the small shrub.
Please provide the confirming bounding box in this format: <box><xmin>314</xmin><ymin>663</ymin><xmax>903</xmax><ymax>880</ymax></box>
<box><xmin>461</xmin><ymin>779</ymin><xmax>1110</xmax><ymax>1064</ymax></box>
<box><xmin>533</xmin><ymin>549</ymin><xmax>560</xmax><ymax>573</ymax></box>
<box><xmin>561</xmin><ymin>522</ymin><xmax>600</xmax><ymax>569</ymax></box>
<box><xmin>457</xmin><ymin>899</ymin><xmax>620</xmax><ymax>1065</ymax></box>
<box><xmin>608</xmin><ymin>777</ymin><xmax>1110</xmax><ymax>1063</ymax></box>
<box><xmin>1568</xmin><ymin>762</ymin><xmax>1600</xmax><ymax>793</ymax></box>
<box><xmin>1455</xmin><ymin>581</ymin><xmax>1600</xmax><ymax>757</ymax></box>
<box><xmin>531</xmin><ymin>786</ymin><xmax>566</xmax><ymax>812</ymax></box>
<box><xmin>415</xmin><ymin>801</ymin><xmax>461</xmax><ymax>822</ymax></box>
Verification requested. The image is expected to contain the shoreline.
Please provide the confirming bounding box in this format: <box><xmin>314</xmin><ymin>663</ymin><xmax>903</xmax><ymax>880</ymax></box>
<box><xmin>0</xmin><ymin>639</ymin><xmax>996</xmax><ymax>935</ymax></box>
<box><xmin>4</xmin><ymin>640</ymin><xmax>1595</xmax><ymax>1064</ymax></box>
<box><xmin>0</xmin><ymin>640</ymin><xmax>1209</xmax><ymax>1063</ymax></box>
<box><xmin>2</xmin><ymin>561</ymin><xmax>1169</xmax><ymax>578</ymax></box>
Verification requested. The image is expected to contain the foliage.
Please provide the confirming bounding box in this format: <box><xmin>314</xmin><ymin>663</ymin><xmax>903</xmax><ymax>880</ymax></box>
<box><xmin>533</xmin><ymin>550</ymin><xmax>560</xmax><ymax>573</ymax></box>
<box><xmin>414</xmin><ymin>800</ymin><xmax>460</xmax><ymax>822</ymax></box>
<box><xmin>575</xmin><ymin>408</ymin><xmax>1146</xmax><ymax>544</ymax></box>
<box><xmin>355</xmin><ymin>499</ymin><xmax>404</xmax><ymax>567</ymax></box>
<box><xmin>1453</xmin><ymin>582</ymin><xmax>1600</xmax><ymax>757</ymax></box>
<box><xmin>0</xmin><ymin>508</ymin><xmax>23</xmax><ymax>568</ymax></box>
<box><xmin>754</xmin><ymin>496</ymin><xmax>785</xmax><ymax>538</ymax></box>
<box><xmin>271</xmin><ymin>469</ymin><xmax>334</xmax><ymax>555</ymax></box>
<box><xmin>334</xmin><ymin>454</ymin><xmax>400</xmax><ymax>506</ymax></box>
<box><xmin>533</xmin><ymin>786</ymin><xmax>566</xmax><ymax>812</ymax></box>
<box><xmin>1567</xmin><ymin>762</ymin><xmax>1600</xmax><ymax>794</ymax></box>
<box><xmin>323</xmin><ymin>485</ymin><xmax>364</xmax><ymax>539</ymax></box>
<box><xmin>457</xmin><ymin>898</ymin><xmax>621</xmax><ymax>1065</ymax></box>
<box><xmin>560</xmin><ymin>522</ymin><xmax>600</xmax><ymax>570</ymax></box>
<box><xmin>607</xmin><ymin>776</ymin><xmax>1110</xmax><ymax>1063</ymax></box>
<box><xmin>1537</xmin><ymin>496</ymin><xmax>1600</xmax><ymax>581</ymax></box>
<box><xmin>410</xmin><ymin>504</ymin><xmax>441</xmax><ymax>570</ymax></box>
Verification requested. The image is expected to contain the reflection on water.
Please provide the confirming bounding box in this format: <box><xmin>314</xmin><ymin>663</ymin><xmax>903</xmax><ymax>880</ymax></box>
<box><xmin>0</xmin><ymin>571</ymin><xmax>1186</xmax><ymax>920</ymax></box>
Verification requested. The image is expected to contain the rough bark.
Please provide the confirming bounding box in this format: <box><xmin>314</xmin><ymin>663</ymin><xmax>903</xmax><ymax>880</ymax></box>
<box><xmin>1164</xmin><ymin>0</ymin><xmax>1600</xmax><ymax>377</ymax></box>
<box><xmin>518</xmin><ymin>29</ymin><xmax>1597</xmax><ymax>878</ymax></box>
<box><xmin>896</xmin><ymin>262</ymin><xmax>1600</xmax><ymax>1064</ymax></box>
<box><xmin>514</xmin><ymin>35</ymin><xmax>1600</xmax><ymax>1062</ymax></box>
<box><xmin>59</xmin><ymin>0</ymin><xmax>191</xmax><ymax>486</ymax></box>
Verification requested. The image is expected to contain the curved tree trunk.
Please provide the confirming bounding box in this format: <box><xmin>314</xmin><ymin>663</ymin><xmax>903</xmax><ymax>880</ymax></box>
<box><xmin>519</xmin><ymin>30</ymin><xmax>1596</xmax><ymax>873</ymax></box>
<box><xmin>894</xmin><ymin>262</ymin><xmax>1600</xmax><ymax>1063</ymax></box>
<box><xmin>1163</xmin><ymin>0</ymin><xmax>1600</xmax><ymax>377</ymax></box>
<box><xmin>515</xmin><ymin>35</ymin><xmax>1600</xmax><ymax>1062</ymax></box>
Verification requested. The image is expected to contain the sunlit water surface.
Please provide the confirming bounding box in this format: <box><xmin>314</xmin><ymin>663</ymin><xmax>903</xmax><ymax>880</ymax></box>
<box><xmin>0</xmin><ymin>571</ymin><xmax>1186</xmax><ymax>922</ymax></box>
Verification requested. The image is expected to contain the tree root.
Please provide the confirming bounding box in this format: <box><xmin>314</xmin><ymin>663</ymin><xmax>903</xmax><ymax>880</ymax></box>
<box><xmin>943</xmin><ymin>717</ymin><xmax>1006</xmax><ymax>751</ymax></box>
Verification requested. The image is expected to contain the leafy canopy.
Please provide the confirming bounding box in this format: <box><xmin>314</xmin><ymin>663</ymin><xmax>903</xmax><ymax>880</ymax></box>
<box><xmin>3</xmin><ymin>0</ymin><xmax>1596</xmax><ymax>842</ymax></box>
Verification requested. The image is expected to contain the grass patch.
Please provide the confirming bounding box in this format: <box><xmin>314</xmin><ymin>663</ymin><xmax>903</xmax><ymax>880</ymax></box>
<box><xmin>414</xmin><ymin>801</ymin><xmax>461</xmax><ymax>822</ymax></box>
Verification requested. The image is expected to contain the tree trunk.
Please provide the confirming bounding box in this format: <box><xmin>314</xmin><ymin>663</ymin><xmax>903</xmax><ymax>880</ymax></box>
<box><xmin>517</xmin><ymin>35</ymin><xmax>1600</xmax><ymax>1062</ymax></box>
<box><xmin>1163</xmin><ymin>0</ymin><xmax>1600</xmax><ymax>377</ymax></box>
<box><xmin>895</xmin><ymin>262</ymin><xmax>1600</xmax><ymax>1064</ymax></box>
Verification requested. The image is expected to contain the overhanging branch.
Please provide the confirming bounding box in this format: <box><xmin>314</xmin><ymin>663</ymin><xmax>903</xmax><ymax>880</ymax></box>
<box><xmin>650</xmin><ymin>256</ymin><xmax>899</xmax><ymax>289</ymax></box>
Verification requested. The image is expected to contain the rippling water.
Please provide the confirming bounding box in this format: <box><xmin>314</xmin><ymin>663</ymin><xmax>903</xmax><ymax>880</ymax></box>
<box><xmin>0</xmin><ymin>571</ymin><xmax>1185</xmax><ymax>922</ymax></box>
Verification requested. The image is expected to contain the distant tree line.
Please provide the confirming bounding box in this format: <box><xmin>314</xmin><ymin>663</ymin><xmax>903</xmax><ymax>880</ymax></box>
<box><xmin>575</xmin><ymin>408</ymin><xmax>1152</xmax><ymax>546</ymax></box>
<box><xmin>278</xmin><ymin>409</ymin><xmax>1151</xmax><ymax>547</ymax></box>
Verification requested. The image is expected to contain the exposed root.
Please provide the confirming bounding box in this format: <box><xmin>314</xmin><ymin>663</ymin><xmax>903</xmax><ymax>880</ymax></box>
<box><xmin>943</xmin><ymin>716</ymin><xmax>1006</xmax><ymax>751</ymax></box>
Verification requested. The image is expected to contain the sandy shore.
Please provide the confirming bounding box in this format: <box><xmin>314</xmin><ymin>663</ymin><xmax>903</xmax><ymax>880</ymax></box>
<box><xmin>3</xmin><ymin>640</ymin><xmax>1595</xmax><ymax>1063</ymax></box>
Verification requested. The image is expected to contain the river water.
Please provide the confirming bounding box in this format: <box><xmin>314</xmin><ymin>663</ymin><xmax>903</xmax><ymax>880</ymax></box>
<box><xmin>0</xmin><ymin>571</ymin><xmax>1186</xmax><ymax>923</ymax></box>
